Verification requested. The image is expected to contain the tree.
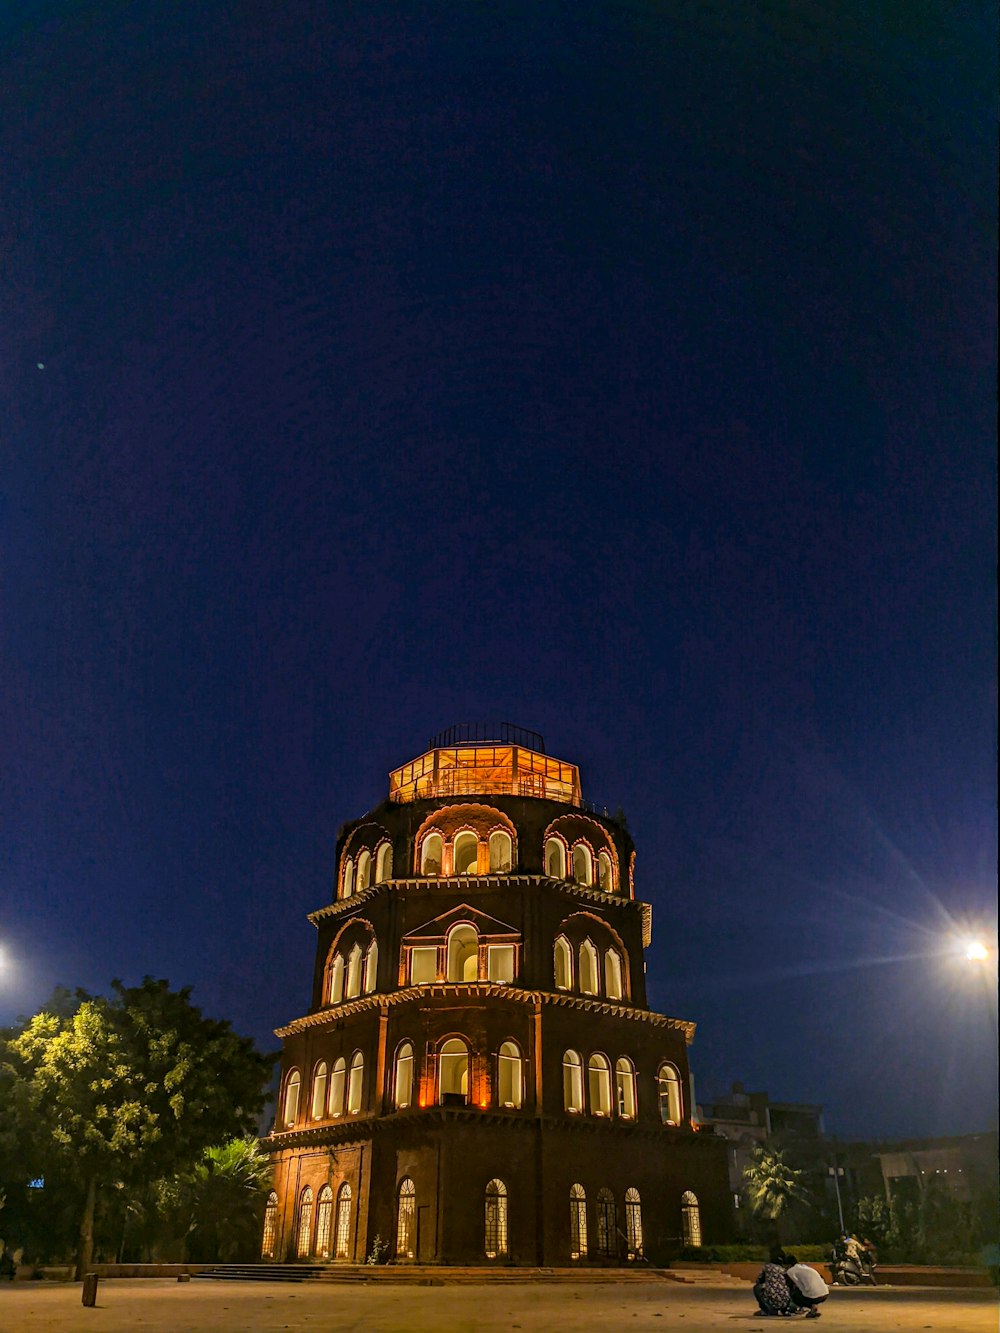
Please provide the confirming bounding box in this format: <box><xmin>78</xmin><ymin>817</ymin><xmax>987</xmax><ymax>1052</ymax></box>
<box><xmin>161</xmin><ymin>1138</ymin><xmax>273</xmax><ymax>1262</ymax></box>
<box><xmin>8</xmin><ymin>979</ymin><xmax>273</xmax><ymax>1276</ymax></box>
<box><xmin>742</xmin><ymin>1145</ymin><xmax>807</xmax><ymax>1239</ymax></box>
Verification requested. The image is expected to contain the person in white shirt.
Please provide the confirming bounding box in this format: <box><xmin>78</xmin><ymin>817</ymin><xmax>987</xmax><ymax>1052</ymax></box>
<box><xmin>784</xmin><ymin>1254</ymin><xmax>830</xmax><ymax>1318</ymax></box>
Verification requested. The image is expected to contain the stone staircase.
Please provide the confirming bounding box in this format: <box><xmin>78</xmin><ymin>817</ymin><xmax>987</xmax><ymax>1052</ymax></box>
<box><xmin>193</xmin><ymin>1263</ymin><xmax>711</xmax><ymax>1285</ymax></box>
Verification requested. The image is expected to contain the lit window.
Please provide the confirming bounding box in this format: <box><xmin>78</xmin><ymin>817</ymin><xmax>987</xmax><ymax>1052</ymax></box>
<box><xmin>605</xmin><ymin>949</ymin><xmax>624</xmax><ymax>1000</ymax></box>
<box><xmin>283</xmin><ymin>1070</ymin><xmax>301</xmax><ymax>1128</ymax></box>
<box><xmin>438</xmin><ymin>1037</ymin><xmax>469</xmax><ymax>1103</ymax></box>
<box><xmin>342</xmin><ymin>857</ymin><xmax>354</xmax><ymax>899</ymax></box>
<box><xmin>356</xmin><ymin>849</ymin><xmax>372</xmax><ymax>891</ymax></box>
<box><xmin>625</xmin><ymin>1187</ymin><xmax>643</xmax><ymax>1258</ymax></box>
<box><xmin>681</xmin><ymin>1190</ymin><xmax>702</xmax><ymax>1247</ymax></box>
<box><xmin>347</xmin><ymin>1052</ymin><xmax>364</xmax><ymax>1115</ymax></box>
<box><xmin>311</xmin><ymin>1061</ymin><xmax>328</xmax><ymax>1119</ymax></box>
<box><xmin>658</xmin><ymin>1063</ymin><xmax>683</xmax><ymax>1125</ymax></box>
<box><xmin>315</xmin><ymin>1185</ymin><xmax>333</xmax><ymax>1258</ymax></box>
<box><xmin>554</xmin><ymin>935</ymin><xmax>573</xmax><ymax>990</ymax></box>
<box><xmin>454</xmin><ymin>831</ymin><xmax>479</xmax><ymax>875</ymax></box>
<box><xmin>615</xmin><ymin>1057</ymin><xmax>636</xmax><ymax>1119</ymax></box>
<box><xmin>562</xmin><ymin>1050</ymin><xmax>583</xmax><ymax>1113</ymax></box>
<box><xmin>588</xmin><ymin>1053</ymin><xmax>612</xmax><ymax>1116</ymax></box>
<box><xmin>485</xmin><ymin>1179</ymin><xmax>509</xmax><ymax>1258</ymax></box>
<box><xmin>334</xmin><ymin>1183</ymin><xmax>352</xmax><ymax>1259</ymax></box>
<box><xmin>410</xmin><ymin>946</ymin><xmax>438</xmax><ymax>984</ymax></box>
<box><xmin>579</xmin><ymin>940</ymin><xmax>599</xmax><ymax>995</ymax></box>
<box><xmin>329</xmin><ymin>1058</ymin><xmax>346</xmax><ymax>1117</ymax></box>
<box><xmin>261</xmin><ymin>1191</ymin><xmax>278</xmax><ymax>1259</ymax></box>
<box><xmin>545</xmin><ymin>837</ymin><xmax>567</xmax><ymax>879</ymax></box>
<box><xmin>396</xmin><ymin>1178</ymin><xmax>416</xmax><ymax>1259</ymax></box>
<box><xmin>394</xmin><ymin>1041</ymin><xmax>414</xmax><ymax>1110</ymax></box>
<box><xmin>487</xmin><ymin>944</ymin><xmax>514</xmax><ymax>983</ymax></box>
<box><xmin>328</xmin><ymin>954</ymin><xmax>345</xmax><ymax>1004</ymax></box>
<box><xmin>569</xmin><ymin>1183</ymin><xmax>587</xmax><ymax>1258</ymax></box>
<box><xmin>598</xmin><ymin>850</ymin><xmax>613</xmax><ymax>891</ymax></box>
<box><xmin>295</xmin><ymin>1186</ymin><xmax>313</xmax><ymax>1258</ymax></box>
<box><xmin>421</xmin><ymin>832</ymin><xmax>443</xmax><ymax>876</ymax></box>
<box><xmin>346</xmin><ymin>943</ymin><xmax>363</xmax><ymax>998</ymax></box>
<box><xmin>447</xmin><ymin>924</ymin><xmax>479</xmax><ymax>982</ymax></box>
<box><xmin>363</xmin><ymin>939</ymin><xmax>378</xmax><ymax>994</ymax></box>
<box><xmin>596</xmin><ymin>1187</ymin><xmax>616</xmax><ymax>1256</ymax></box>
<box><xmin>572</xmin><ymin>844</ymin><xmax>593</xmax><ymax>885</ymax></box>
<box><xmin>498</xmin><ymin>1040</ymin><xmax>523</xmax><ymax>1109</ymax></box>
<box><xmin>375</xmin><ymin>841</ymin><xmax>393</xmax><ymax>884</ymax></box>
<box><xmin>489</xmin><ymin>829</ymin><xmax>513</xmax><ymax>872</ymax></box>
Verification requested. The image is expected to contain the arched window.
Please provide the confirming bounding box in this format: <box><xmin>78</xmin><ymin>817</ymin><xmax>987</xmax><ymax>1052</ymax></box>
<box><xmin>421</xmin><ymin>831</ymin><xmax>443</xmax><ymax>875</ymax></box>
<box><xmin>356</xmin><ymin>849</ymin><xmax>372</xmax><ymax>892</ymax></box>
<box><xmin>375</xmin><ymin>841</ymin><xmax>393</xmax><ymax>884</ymax></box>
<box><xmin>328</xmin><ymin>953</ymin><xmax>345</xmax><ymax>1005</ymax></box>
<box><xmin>283</xmin><ymin>1070</ymin><xmax>301</xmax><ymax>1128</ymax></box>
<box><xmin>658</xmin><ymin>1062</ymin><xmax>683</xmax><ymax>1125</ymax></box>
<box><xmin>447</xmin><ymin>924</ymin><xmax>479</xmax><ymax>982</ymax></box>
<box><xmin>334</xmin><ymin>1182</ymin><xmax>352</xmax><ymax>1259</ymax></box>
<box><xmin>588</xmin><ymin>1053</ymin><xmax>612</xmax><ymax>1117</ymax></box>
<box><xmin>625</xmin><ymin>1187</ymin><xmax>643</xmax><ymax>1258</ymax></box>
<box><xmin>562</xmin><ymin>1049</ymin><xmax>583</xmax><ymax>1113</ymax></box>
<box><xmin>485</xmin><ymin>1179</ymin><xmax>509</xmax><ymax>1259</ymax></box>
<box><xmin>295</xmin><ymin>1186</ymin><xmax>314</xmax><ymax>1258</ymax></box>
<box><xmin>554</xmin><ymin>935</ymin><xmax>573</xmax><ymax>990</ymax></box>
<box><xmin>396</xmin><ymin>1178</ymin><xmax>416</xmax><ymax>1259</ymax></box>
<box><xmin>315</xmin><ymin>1184</ymin><xmax>333</xmax><ymax>1258</ymax></box>
<box><xmin>489</xmin><ymin>829</ymin><xmax>513</xmax><ymax>872</ymax></box>
<box><xmin>261</xmin><ymin>1191</ymin><xmax>278</xmax><ymax>1259</ymax></box>
<box><xmin>394</xmin><ymin>1041</ymin><xmax>414</xmax><ymax>1110</ymax></box>
<box><xmin>498</xmin><ymin>1040</ymin><xmax>523</xmax><ymax>1109</ymax></box>
<box><xmin>615</xmin><ymin>1057</ymin><xmax>637</xmax><ymax>1120</ymax></box>
<box><xmin>605</xmin><ymin>949</ymin><xmax>624</xmax><ymax>1000</ymax></box>
<box><xmin>311</xmin><ymin>1061</ymin><xmax>328</xmax><ymax>1119</ymax></box>
<box><xmin>579</xmin><ymin>939</ymin><xmax>599</xmax><ymax>995</ymax></box>
<box><xmin>572</xmin><ymin>843</ymin><xmax>593</xmax><ymax>885</ymax></box>
<box><xmin>598</xmin><ymin>850</ymin><xmax>613</xmax><ymax>891</ymax></box>
<box><xmin>342</xmin><ymin>857</ymin><xmax>354</xmax><ymax>899</ymax></box>
<box><xmin>347</xmin><ymin>1051</ymin><xmax>364</xmax><ymax>1115</ymax></box>
<box><xmin>569</xmin><ymin>1183</ymin><xmax>587</xmax><ymax>1259</ymax></box>
<box><xmin>545</xmin><ymin>837</ymin><xmax>567</xmax><ymax>879</ymax></box>
<box><xmin>596</xmin><ymin>1187</ymin><xmax>616</xmax><ymax>1257</ymax></box>
<box><xmin>363</xmin><ymin>939</ymin><xmax>378</xmax><ymax>994</ymax></box>
<box><xmin>346</xmin><ymin>943</ymin><xmax>363</xmax><ymax>998</ymax></box>
<box><xmin>438</xmin><ymin>1037</ymin><xmax>469</xmax><ymax>1103</ymax></box>
<box><xmin>454</xmin><ymin>830</ymin><xmax>479</xmax><ymax>875</ymax></box>
<box><xmin>681</xmin><ymin>1190</ymin><xmax>702</xmax><ymax>1247</ymax></box>
<box><xmin>329</xmin><ymin>1057</ymin><xmax>346</xmax><ymax>1118</ymax></box>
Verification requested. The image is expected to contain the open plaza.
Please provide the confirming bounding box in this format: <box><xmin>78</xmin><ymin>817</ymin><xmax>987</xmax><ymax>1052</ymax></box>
<box><xmin>1</xmin><ymin>1278</ymin><xmax>997</xmax><ymax>1333</ymax></box>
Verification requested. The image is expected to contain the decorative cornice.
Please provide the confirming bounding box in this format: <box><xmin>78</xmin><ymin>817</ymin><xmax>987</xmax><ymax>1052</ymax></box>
<box><xmin>275</xmin><ymin>985</ymin><xmax>695</xmax><ymax>1043</ymax></box>
<box><xmin>307</xmin><ymin>875</ymin><xmax>642</xmax><ymax>926</ymax></box>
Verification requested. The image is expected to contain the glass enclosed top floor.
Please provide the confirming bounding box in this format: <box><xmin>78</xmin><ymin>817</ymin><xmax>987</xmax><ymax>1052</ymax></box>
<box><xmin>388</xmin><ymin>743</ymin><xmax>581</xmax><ymax>806</ymax></box>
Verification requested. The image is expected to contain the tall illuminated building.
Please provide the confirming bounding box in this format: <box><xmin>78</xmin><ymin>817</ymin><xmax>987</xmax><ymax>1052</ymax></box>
<box><xmin>262</xmin><ymin>725</ymin><xmax>728</xmax><ymax>1265</ymax></box>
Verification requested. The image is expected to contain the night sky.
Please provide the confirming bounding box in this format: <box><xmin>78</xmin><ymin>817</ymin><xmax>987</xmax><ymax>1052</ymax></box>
<box><xmin>2</xmin><ymin>3</ymin><xmax>996</xmax><ymax>1141</ymax></box>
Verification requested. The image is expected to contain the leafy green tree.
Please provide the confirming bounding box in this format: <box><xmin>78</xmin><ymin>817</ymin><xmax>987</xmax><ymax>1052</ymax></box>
<box><xmin>8</xmin><ymin>979</ymin><xmax>273</xmax><ymax>1276</ymax></box>
<box><xmin>742</xmin><ymin>1145</ymin><xmax>807</xmax><ymax>1238</ymax></box>
<box><xmin>165</xmin><ymin>1138</ymin><xmax>273</xmax><ymax>1262</ymax></box>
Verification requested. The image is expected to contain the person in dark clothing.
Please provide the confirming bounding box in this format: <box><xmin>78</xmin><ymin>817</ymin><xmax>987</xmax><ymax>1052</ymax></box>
<box><xmin>753</xmin><ymin>1256</ymin><xmax>797</xmax><ymax>1316</ymax></box>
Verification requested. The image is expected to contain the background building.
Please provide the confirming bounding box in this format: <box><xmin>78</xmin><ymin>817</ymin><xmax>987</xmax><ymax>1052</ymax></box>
<box><xmin>262</xmin><ymin>725</ymin><xmax>730</xmax><ymax>1265</ymax></box>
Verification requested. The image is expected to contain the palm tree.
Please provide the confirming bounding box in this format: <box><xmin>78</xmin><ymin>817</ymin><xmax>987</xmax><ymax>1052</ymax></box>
<box><xmin>743</xmin><ymin>1145</ymin><xmax>806</xmax><ymax>1239</ymax></box>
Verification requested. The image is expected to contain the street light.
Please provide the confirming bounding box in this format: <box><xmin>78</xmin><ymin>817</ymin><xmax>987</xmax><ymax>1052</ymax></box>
<box><xmin>827</xmin><ymin>1165</ymin><xmax>845</xmax><ymax>1233</ymax></box>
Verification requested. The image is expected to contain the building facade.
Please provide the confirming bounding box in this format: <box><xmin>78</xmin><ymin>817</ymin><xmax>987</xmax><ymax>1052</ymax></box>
<box><xmin>262</xmin><ymin>726</ymin><xmax>730</xmax><ymax>1265</ymax></box>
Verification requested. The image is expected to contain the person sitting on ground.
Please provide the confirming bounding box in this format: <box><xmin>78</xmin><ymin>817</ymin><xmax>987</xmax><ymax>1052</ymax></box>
<box><xmin>753</xmin><ymin>1254</ymin><xmax>797</xmax><ymax>1316</ymax></box>
<box><xmin>784</xmin><ymin>1253</ymin><xmax>830</xmax><ymax>1318</ymax></box>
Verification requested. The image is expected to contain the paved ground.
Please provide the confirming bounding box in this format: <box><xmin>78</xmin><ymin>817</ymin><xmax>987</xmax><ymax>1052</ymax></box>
<box><xmin>0</xmin><ymin>1279</ymin><xmax>996</xmax><ymax>1333</ymax></box>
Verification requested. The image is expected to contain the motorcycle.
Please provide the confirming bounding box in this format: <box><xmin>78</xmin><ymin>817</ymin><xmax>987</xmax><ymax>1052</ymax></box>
<box><xmin>830</xmin><ymin>1245</ymin><xmax>876</xmax><ymax>1286</ymax></box>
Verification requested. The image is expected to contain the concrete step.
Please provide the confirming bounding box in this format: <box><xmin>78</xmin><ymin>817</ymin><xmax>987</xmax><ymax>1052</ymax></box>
<box><xmin>194</xmin><ymin>1264</ymin><xmax>685</xmax><ymax>1285</ymax></box>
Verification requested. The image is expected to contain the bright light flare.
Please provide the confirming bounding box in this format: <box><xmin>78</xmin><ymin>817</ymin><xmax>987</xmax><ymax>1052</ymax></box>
<box><xmin>963</xmin><ymin>939</ymin><xmax>989</xmax><ymax>962</ymax></box>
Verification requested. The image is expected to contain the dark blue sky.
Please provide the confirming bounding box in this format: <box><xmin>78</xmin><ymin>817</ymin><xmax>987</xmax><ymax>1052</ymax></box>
<box><xmin>2</xmin><ymin>2</ymin><xmax>996</xmax><ymax>1139</ymax></box>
